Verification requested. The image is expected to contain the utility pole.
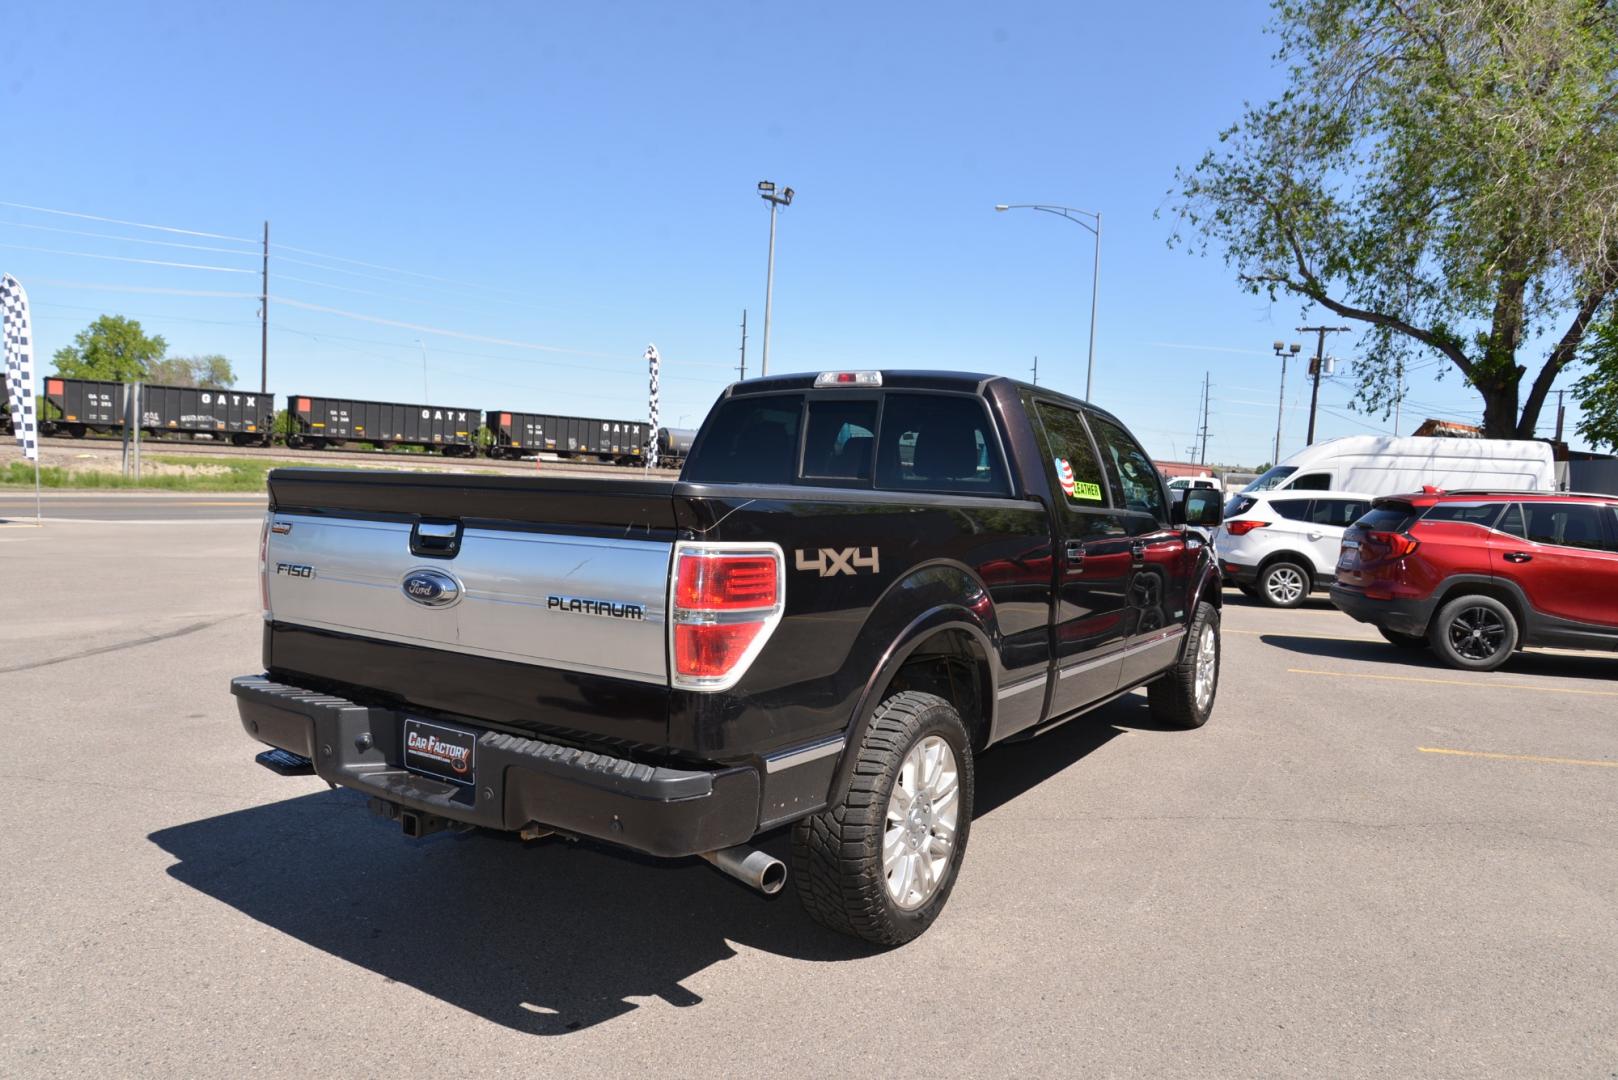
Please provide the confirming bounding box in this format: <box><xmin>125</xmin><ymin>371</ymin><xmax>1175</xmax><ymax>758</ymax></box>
<box><xmin>417</xmin><ymin>339</ymin><xmax>429</xmax><ymax>402</ymax></box>
<box><xmin>1555</xmin><ymin>389</ymin><xmax>1566</xmax><ymax>442</ymax></box>
<box><xmin>738</xmin><ymin>310</ymin><xmax>748</xmax><ymax>381</ymax></box>
<box><xmin>1393</xmin><ymin>356</ymin><xmax>1405</xmax><ymax>436</ymax></box>
<box><xmin>1299</xmin><ymin>324</ymin><xmax>1351</xmax><ymax>445</ymax></box>
<box><xmin>1196</xmin><ymin>371</ymin><xmax>1212</xmax><ymax>465</ymax></box>
<box><xmin>757</xmin><ymin>181</ymin><xmax>794</xmax><ymax>376</ymax></box>
<box><xmin>1031</xmin><ymin>355</ymin><xmax>1039</xmax><ymax>386</ymax></box>
<box><xmin>260</xmin><ymin>221</ymin><xmax>269</xmax><ymax>393</ymax></box>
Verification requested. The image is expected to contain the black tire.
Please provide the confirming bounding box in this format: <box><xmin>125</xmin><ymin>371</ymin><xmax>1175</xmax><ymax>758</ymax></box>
<box><xmin>1428</xmin><ymin>594</ymin><xmax>1518</xmax><ymax>671</ymax></box>
<box><xmin>791</xmin><ymin>691</ymin><xmax>974</xmax><ymax>946</ymax></box>
<box><xmin>1377</xmin><ymin>626</ymin><xmax>1429</xmax><ymax>649</ymax></box>
<box><xmin>1147</xmin><ymin>601</ymin><xmax>1220</xmax><ymax>728</ymax></box>
<box><xmin>1258</xmin><ymin>560</ymin><xmax>1311</xmax><ymax>608</ymax></box>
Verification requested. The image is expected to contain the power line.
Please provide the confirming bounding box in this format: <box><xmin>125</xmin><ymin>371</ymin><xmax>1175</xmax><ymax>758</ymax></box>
<box><xmin>0</xmin><ymin>201</ymin><xmax>257</xmax><ymax>244</ymax></box>
<box><xmin>0</xmin><ymin>220</ymin><xmax>263</xmax><ymax>258</ymax></box>
<box><xmin>0</xmin><ymin>242</ymin><xmax>258</xmax><ymax>274</ymax></box>
<box><xmin>29</xmin><ymin>279</ymin><xmax>259</xmax><ymax>299</ymax></box>
<box><xmin>274</xmin><ymin>240</ymin><xmax>528</xmax><ymax>297</ymax></box>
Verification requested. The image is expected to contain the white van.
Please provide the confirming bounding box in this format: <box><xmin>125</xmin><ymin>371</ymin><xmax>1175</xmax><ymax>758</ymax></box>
<box><xmin>1167</xmin><ymin>475</ymin><xmax>1223</xmax><ymax>494</ymax></box>
<box><xmin>1243</xmin><ymin>436</ymin><xmax>1554</xmax><ymax>497</ymax></box>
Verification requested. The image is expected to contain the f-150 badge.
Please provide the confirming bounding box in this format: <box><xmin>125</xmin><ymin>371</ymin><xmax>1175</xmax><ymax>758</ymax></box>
<box><xmin>795</xmin><ymin>547</ymin><xmax>880</xmax><ymax>576</ymax></box>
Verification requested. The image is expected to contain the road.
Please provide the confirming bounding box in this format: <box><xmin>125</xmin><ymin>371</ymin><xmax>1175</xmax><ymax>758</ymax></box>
<box><xmin>0</xmin><ymin>491</ymin><xmax>267</xmax><ymax>523</ymax></box>
<box><xmin>2</xmin><ymin>517</ymin><xmax>1614</xmax><ymax>1078</ymax></box>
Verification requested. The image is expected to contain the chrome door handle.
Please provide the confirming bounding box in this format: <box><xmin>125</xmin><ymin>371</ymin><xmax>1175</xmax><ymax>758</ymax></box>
<box><xmin>1065</xmin><ymin>540</ymin><xmax>1086</xmax><ymax>562</ymax></box>
<box><xmin>1307</xmin><ymin>531</ymin><xmax>1324</xmax><ymax>541</ymax></box>
<box><xmin>1503</xmin><ymin>552</ymin><xmax>1533</xmax><ymax>564</ymax></box>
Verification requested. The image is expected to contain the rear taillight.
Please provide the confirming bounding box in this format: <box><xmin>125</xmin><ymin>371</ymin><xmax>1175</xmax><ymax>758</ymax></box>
<box><xmin>671</xmin><ymin>543</ymin><xmax>785</xmax><ymax>690</ymax></box>
<box><xmin>1364</xmin><ymin>531</ymin><xmax>1420</xmax><ymax>559</ymax></box>
<box><xmin>1226</xmin><ymin>519</ymin><xmax>1269</xmax><ymax>536</ymax></box>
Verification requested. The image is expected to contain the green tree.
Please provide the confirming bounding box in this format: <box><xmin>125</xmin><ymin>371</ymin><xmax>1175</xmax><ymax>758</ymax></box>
<box><xmin>146</xmin><ymin>354</ymin><xmax>236</xmax><ymax>388</ymax></box>
<box><xmin>1573</xmin><ymin>308</ymin><xmax>1618</xmax><ymax>450</ymax></box>
<box><xmin>1171</xmin><ymin>0</ymin><xmax>1618</xmax><ymax>439</ymax></box>
<box><xmin>52</xmin><ymin>315</ymin><xmax>168</xmax><ymax>382</ymax></box>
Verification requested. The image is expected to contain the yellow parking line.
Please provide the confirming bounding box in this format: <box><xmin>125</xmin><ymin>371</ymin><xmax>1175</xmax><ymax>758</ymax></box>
<box><xmin>1287</xmin><ymin>668</ymin><xmax>1618</xmax><ymax>698</ymax></box>
<box><xmin>1228</xmin><ymin>629</ymin><xmax>1380</xmax><ymax>643</ymax></box>
<box><xmin>1418</xmin><ymin>747</ymin><xmax>1618</xmax><ymax>769</ymax></box>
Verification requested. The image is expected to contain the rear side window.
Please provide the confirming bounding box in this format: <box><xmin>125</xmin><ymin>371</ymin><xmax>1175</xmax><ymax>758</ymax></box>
<box><xmin>683</xmin><ymin>394</ymin><xmax>802</xmax><ymax>484</ymax></box>
<box><xmin>1522</xmin><ymin>502</ymin><xmax>1611</xmax><ymax>551</ymax></box>
<box><xmin>1224</xmin><ymin>494</ymin><xmax>1257</xmax><ymax>518</ymax></box>
<box><xmin>1271</xmin><ymin>499</ymin><xmax>1313</xmax><ymax>521</ymax></box>
<box><xmin>1088</xmin><ymin>414</ymin><xmax>1166</xmax><ymax>521</ymax></box>
<box><xmin>1288</xmin><ymin>472</ymin><xmax>1332</xmax><ymax>490</ymax></box>
<box><xmin>1311</xmin><ymin>499</ymin><xmax>1372</xmax><ymax>528</ymax></box>
<box><xmin>875</xmin><ymin>393</ymin><xmax>1009</xmax><ymax>496</ymax></box>
<box><xmin>1033</xmin><ymin>401</ymin><xmax>1107</xmax><ymax>506</ymax></box>
<box><xmin>802</xmin><ymin>400</ymin><xmax>876</xmax><ymax>481</ymax></box>
<box><xmin>1422</xmin><ymin>503</ymin><xmax>1506</xmax><ymax>528</ymax></box>
<box><xmin>1356</xmin><ymin>504</ymin><xmax>1417</xmax><ymax>532</ymax></box>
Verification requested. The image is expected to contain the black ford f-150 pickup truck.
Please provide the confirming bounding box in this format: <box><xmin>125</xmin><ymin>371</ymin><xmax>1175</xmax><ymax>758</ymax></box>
<box><xmin>233</xmin><ymin>369</ymin><xmax>1225</xmax><ymax>944</ymax></box>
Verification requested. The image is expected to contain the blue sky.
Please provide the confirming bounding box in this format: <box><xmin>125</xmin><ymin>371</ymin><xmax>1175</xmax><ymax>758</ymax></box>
<box><xmin>0</xmin><ymin>1</ymin><xmax>1588</xmax><ymax>464</ymax></box>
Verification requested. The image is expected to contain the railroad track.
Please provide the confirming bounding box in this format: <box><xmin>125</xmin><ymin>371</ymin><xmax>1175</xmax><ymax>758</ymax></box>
<box><xmin>36</xmin><ymin>435</ymin><xmax>677</xmax><ymax>477</ymax></box>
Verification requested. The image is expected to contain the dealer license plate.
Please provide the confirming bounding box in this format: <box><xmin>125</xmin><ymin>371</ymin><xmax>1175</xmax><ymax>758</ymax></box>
<box><xmin>402</xmin><ymin>718</ymin><xmax>478</xmax><ymax>786</ymax></box>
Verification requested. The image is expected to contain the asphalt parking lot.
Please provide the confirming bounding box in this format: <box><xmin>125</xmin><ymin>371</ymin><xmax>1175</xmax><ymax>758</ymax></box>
<box><xmin>2</xmin><ymin>506</ymin><xmax>1614</xmax><ymax>1078</ymax></box>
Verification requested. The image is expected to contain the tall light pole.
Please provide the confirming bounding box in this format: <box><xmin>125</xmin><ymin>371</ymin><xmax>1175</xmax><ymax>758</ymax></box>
<box><xmin>758</xmin><ymin>181</ymin><xmax>794</xmax><ymax>376</ymax></box>
<box><xmin>1272</xmin><ymin>340</ymin><xmax>1302</xmax><ymax>464</ymax></box>
<box><xmin>995</xmin><ymin>203</ymin><xmax>1101</xmax><ymax>399</ymax></box>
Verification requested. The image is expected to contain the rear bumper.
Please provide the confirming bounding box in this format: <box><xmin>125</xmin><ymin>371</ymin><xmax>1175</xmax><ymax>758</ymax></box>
<box><xmin>231</xmin><ymin>675</ymin><xmax>761</xmax><ymax>858</ymax></box>
<box><xmin>1328</xmin><ymin>585</ymin><xmax>1432</xmax><ymax>637</ymax></box>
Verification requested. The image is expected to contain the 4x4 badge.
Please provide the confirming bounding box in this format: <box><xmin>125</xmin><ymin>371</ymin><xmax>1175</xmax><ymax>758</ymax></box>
<box><xmin>795</xmin><ymin>547</ymin><xmax>879</xmax><ymax>577</ymax></box>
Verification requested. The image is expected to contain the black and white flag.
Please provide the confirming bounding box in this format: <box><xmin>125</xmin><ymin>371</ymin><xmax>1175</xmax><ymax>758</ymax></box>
<box><xmin>1</xmin><ymin>274</ymin><xmax>39</xmax><ymax>462</ymax></box>
<box><xmin>646</xmin><ymin>343</ymin><xmax>660</xmax><ymax>469</ymax></box>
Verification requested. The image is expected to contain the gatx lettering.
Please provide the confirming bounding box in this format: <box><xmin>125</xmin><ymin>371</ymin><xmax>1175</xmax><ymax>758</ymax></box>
<box><xmin>795</xmin><ymin>547</ymin><xmax>880</xmax><ymax>577</ymax></box>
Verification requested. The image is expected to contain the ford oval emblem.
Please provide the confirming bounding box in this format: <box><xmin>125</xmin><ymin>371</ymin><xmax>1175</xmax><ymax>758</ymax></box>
<box><xmin>401</xmin><ymin>568</ymin><xmax>462</xmax><ymax>608</ymax></box>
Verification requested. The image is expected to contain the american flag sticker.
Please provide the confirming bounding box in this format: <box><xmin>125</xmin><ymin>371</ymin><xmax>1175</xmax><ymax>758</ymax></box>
<box><xmin>1054</xmin><ymin>456</ymin><xmax>1076</xmax><ymax>498</ymax></box>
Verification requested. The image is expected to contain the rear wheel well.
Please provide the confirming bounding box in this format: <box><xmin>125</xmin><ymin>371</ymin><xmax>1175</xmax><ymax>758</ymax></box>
<box><xmin>1257</xmin><ymin>550</ymin><xmax>1317</xmax><ymax>587</ymax></box>
<box><xmin>885</xmin><ymin>628</ymin><xmax>992</xmax><ymax>750</ymax></box>
<box><xmin>1429</xmin><ymin>581</ymin><xmax>1528</xmax><ymax>637</ymax></box>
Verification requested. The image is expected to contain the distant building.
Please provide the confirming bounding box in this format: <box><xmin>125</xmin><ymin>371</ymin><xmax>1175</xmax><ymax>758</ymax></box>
<box><xmin>1153</xmin><ymin>459</ymin><xmax>1218</xmax><ymax>481</ymax></box>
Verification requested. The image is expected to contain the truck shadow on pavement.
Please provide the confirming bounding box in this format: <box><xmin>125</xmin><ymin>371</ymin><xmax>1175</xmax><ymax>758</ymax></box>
<box><xmin>1259</xmin><ymin>633</ymin><xmax>1618</xmax><ymax>681</ymax></box>
<box><xmin>148</xmin><ymin>698</ymin><xmax>1144</xmax><ymax>1036</ymax></box>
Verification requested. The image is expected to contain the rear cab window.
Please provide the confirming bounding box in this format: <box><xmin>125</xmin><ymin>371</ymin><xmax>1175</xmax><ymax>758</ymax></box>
<box><xmin>684</xmin><ymin>388</ymin><xmax>1011</xmax><ymax>497</ymax></box>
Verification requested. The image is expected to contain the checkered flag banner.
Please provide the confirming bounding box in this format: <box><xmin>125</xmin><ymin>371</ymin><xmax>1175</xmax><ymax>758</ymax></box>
<box><xmin>1</xmin><ymin>273</ymin><xmax>39</xmax><ymax>462</ymax></box>
<box><xmin>645</xmin><ymin>343</ymin><xmax>660</xmax><ymax>469</ymax></box>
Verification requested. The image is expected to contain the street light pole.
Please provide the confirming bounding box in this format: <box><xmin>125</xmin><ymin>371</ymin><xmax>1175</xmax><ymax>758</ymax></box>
<box><xmin>995</xmin><ymin>203</ymin><xmax>1101</xmax><ymax>399</ymax></box>
<box><xmin>757</xmin><ymin>181</ymin><xmax>794</xmax><ymax>376</ymax></box>
<box><xmin>1272</xmin><ymin>340</ymin><xmax>1302</xmax><ymax>464</ymax></box>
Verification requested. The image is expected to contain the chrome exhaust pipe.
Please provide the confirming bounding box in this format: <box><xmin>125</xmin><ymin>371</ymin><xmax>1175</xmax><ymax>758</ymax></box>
<box><xmin>700</xmin><ymin>845</ymin><xmax>787</xmax><ymax>895</ymax></box>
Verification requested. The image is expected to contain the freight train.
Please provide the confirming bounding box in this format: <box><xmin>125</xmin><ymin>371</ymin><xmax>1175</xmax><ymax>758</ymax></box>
<box><xmin>28</xmin><ymin>375</ymin><xmax>665</xmax><ymax>465</ymax></box>
<box><xmin>40</xmin><ymin>377</ymin><xmax>276</xmax><ymax>445</ymax></box>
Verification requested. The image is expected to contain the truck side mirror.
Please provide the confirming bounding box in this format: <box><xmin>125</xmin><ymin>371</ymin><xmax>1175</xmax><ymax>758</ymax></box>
<box><xmin>1172</xmin><ymin>488</ymin><xmax>1223</xmax><ymax>528</ymax></box>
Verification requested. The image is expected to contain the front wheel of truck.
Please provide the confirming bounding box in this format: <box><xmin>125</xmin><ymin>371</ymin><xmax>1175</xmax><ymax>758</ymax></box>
<box><xmin>792</xmin><ymin>691</ymin><xmax>974</xmax><ymax>946</ymax></box>
<box><xmin>1147</xmin><ymin>601</ymin><xmax>1220</xmax><ymax>728</ymax></box>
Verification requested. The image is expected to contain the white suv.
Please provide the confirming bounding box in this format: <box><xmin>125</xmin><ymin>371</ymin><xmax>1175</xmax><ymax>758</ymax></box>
<box><xmin>1213</xmin><ymin>489</ymin><xmax>1374</xmax><ymax>607</ymax></box>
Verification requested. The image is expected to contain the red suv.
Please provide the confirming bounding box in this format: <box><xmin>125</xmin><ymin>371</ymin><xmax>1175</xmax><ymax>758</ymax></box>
<box><xmin>1331</xmin><ymin>490</ymin><xmax>1618</xmax><ymax>671</ymax></box>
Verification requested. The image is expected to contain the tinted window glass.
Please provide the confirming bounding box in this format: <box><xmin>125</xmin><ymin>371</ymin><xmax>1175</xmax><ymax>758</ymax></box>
<box><xmin>1357</xmin><ymin>503</ymin><xmax>1418</xmax><ymax>532</ymax></box>
<box><xmin>1422</xmin><ymin>503</ymin><xmax>1506</xmax><ymax>528</ymax></box>
<box><xmin>1272</xmin><ymin>499</ymin><xmax>1313</xmax><ymax>521</ymax></box>
<box><xmin>683</xmin><ymin>393</ymin><xmax>801</xmax><ymax>484</ymax></box>
<box><xmin>1311</xmin><ymin>499</ymin><xmax>1371</xmax><ymax>528</ymax></box>
<box><xmin>1033</xmin><ymin>401</ymin><xmax>1108</xmax><ymax>508</ymax></box>
<box><xmin>802</xmin><ymin>400</ymin><xmax>876</xmax><ymax>481</ymax></box>
<box><xmin>1244</xmin><ymin>465</ymin><xmax>1295</xmax><ymax>491</ymax></box>
<box><xmin>875</xmin><ymin>394</ymin><xmax>1009</xmax><ymax>496</ymax></box>
<box><xmin>1088</xmin><ymin>414</ymin><xmax>1167</xmax><ymax>521</ymax></box>
<box><xmin>1523</xmin><ymin>502</ymin><xmax>1610</xmax><ymax>551</ymax></box>
<box><xmin>1288</xmin><ymin>472</ymin><xmax>1332</xmax><ymax>490</ymax></box>
<box><xmin>1497</xmin><ymin>504</ymin><xmax>1526</xmax><ymax>538</ymax></box>
<box><xmin>1224</xmin><ymin>494</ymin><xmax>1257</xmax><ymax>518</ymax></box>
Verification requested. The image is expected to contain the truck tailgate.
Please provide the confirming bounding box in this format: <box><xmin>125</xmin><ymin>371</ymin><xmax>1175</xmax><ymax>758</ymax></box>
<box><xmin>262</xmin><ymin>469</ymin><xmax>681</xmax><ymax>742</ymax></box>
